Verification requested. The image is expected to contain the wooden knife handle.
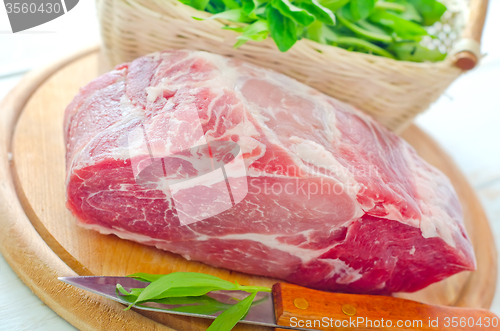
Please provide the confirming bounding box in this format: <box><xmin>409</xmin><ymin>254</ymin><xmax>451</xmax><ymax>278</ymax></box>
<box><xmin>272</xmin><ymin>283</ymin><xmax>499</xmax><ymax>330</ymax></box>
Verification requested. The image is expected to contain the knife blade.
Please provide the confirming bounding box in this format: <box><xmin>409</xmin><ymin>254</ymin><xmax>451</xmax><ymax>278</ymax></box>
<box><xmin>58</xmin><ymin>276</ymin><xmax>297</xmax><ymax>330</ymax></box>
<box><xmin>59</xmin><ymin>276</ymin><xmax>499</xmax><ymax>330</ymax></box>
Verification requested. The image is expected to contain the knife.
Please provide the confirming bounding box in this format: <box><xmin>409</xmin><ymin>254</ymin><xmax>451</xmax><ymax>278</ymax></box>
<box><xmin>59</xmin><ymin>276</ymin><xmax>499</xmax><ymax>330</ymax></box>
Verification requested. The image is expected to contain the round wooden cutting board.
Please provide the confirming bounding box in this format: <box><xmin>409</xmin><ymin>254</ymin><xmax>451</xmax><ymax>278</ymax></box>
<box><xmin>0</xmin><ymin>47</ymin><xmax>497</xmax><ymax>331</ymax></box>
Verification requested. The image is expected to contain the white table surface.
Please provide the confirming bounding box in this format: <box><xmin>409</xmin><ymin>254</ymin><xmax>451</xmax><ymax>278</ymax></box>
<box><xmin>0</xmin><ymin>0</ymin><xmax>499</xmax><ymax>329</ymax></box>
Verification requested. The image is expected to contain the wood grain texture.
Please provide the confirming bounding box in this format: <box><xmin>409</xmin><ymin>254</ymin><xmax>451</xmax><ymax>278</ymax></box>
<box><xmin>273</xmin><ymin>283</ymin><xmax>499</xmax><ymax>330</ymax></box>
<box><xmin>0</xmin><ymin>46</ymin><xmax>173</xmax><ymax>331</ymax></box>
<box><xmin>0</xmin><ymin>48</ymin><xmax>496</xmax><ymax>330</ymax></box>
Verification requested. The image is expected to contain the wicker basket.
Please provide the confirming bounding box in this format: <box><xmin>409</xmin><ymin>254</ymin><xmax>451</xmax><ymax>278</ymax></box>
<box><xmin>96</xmin><ymin>0</ymin><xmax>488</xmax><ymax>132</ymax></box>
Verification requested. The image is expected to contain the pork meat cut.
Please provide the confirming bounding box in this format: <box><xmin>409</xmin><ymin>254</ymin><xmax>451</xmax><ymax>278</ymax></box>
<box><xmin>64</xmin><ymin>50</ymin><xmax>475</xmax><ymax>294</ymax></box>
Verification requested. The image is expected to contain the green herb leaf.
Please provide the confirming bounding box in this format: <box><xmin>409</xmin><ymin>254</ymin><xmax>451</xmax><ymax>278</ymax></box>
<box><xmin>129</xmin><ymin>288</ymin><xmax>145</xmax><ymax>296</ymax></box>
<box><xmin>267</xmin><ymin>6</ymin><xmax>298</xmax><ymax>51</ymax></box>
<box><xmin>197</xmin><ymin>8</ymin><xmax>252</xmax><ymax>22</ymax></box>
<box><xmin>171</xmin><ymin>302</ymin><xmax>228</xmax><ymax>315</ymax></box>
<box><xmin>305</xmin><ymin>21</ymin><xmax>326</xmax><ymax>43</ymax></box>
<box><xmin>134</xmin><ymin>273</ymin><xmax>238</xmax><ymax>304</ymax></box>
<box><xmin>254</xmin><ymin>4</ymin><xmax>268</xmax><ymax>16</ymax></box>
<box><xmin>368</xmin><ymin>9</ymin><xmax>427</xmax><ymax>39</ymax></box>
<box><xmin>116</xmin><ymin>284</ymin><xmax>131</xmax><ymax>296</ymax></box>
<box><xmin>153</xmin><ymin>295</ymin><xmax>221</xmax><ymax>305</ymax></box>
<box><xmin>208</xmin><ymin>0</ymin><xmax>227</xmax><ymax>12</ymax></box>
<box><xmin>356</xmin><ymin>18</ymin><xmax>390</xmax><ymax>35</ymax></box>
<box><xmin>119</xmin><ymin>272</ymin><xmax>272</xmax><ymax>331</ymax></box>
<box><xmin>115</xmin><ymin>289</ymin><xmax>137</xmax><ymax>304</ymax></box>
<box><xmin>388</xmin><ymin>41</ymin><xmax>446</xmax><ymax>61</ymax></box>
<box><xmin>190</xmin><ymin>0</ymin><xmax>211</xmax><ymax>10</ymax></box>
<box><xmin>222</xmin><ymin>0</ymin><xmax>242</xmax><ymax>9</ymax></box>
<box><xmin>125</xmin><ymin>272</ymin><xmax>271</xmax><ymax>305</ymax></box>
<box><xmin>160</xmin><ymin>286</ymin><xmax>228</xmax><ymax>298</ymax></box>
<box><xmin>349</xmin><ymin>0</ymin><xmax>375</xmax><ymax>21</ymax></box>
<box><xmin>206</xmin><ymin>3</ymin><xmax>220</xmax><ymax>13</ymax></box>
<box><xmin>179</xmin><ymin>0</ymin><xmax>449</xmax><ymax>60</ymax></box>
<box><xmin>241</xmin><ymin>0</ymin><xmax>259</xmax><ymax>15</ymax></box>
<box><xmin>407</xmin><ymin>0</ymin><xmax>446</xmax><ymax>25</ymax></box>
<box><xmin>374</xmin><ymin>1</ymin><xmax>406</xmax><ymax>12</ymax></box>
<box><xmin>116</xmin><ymin>287</ymin><xmax>145</xmax><ymax>302</ymax></box>
<box><xmin>272</xmin><ymin>0</ymin><xmax>315</xmax><ymax>26</ymax></box>
<box><xmin>334</xmin><ymin>36</ymin><xmax>396</xmax><ymax>58</ymax></box>
<box><xmin>396</xmin><ymin>1</ymin><xmax>422</xmax><ymax>22</ymax></box>
<box><xmin>207</xmin><ymin>292</ymin><xmax>257</xmax><ymax>331</ymax></box>
<box><xmin>127</xmin><ymin>273</ymin><xmax>164</xmax><ymax>282</ymax></box>
<box><xmin>234</xmin><ymin>20</ymin><xmax>269</xmax><ymax>48</ymax></box>
<box><xmin>337</xmin><ymin>10</ymin><xmax>392</xmax><ymax>43</ymax></box>
<box><xmin>298</xmin><ymin>0</ymin><xmax>336</xmax><ymax>25</ymax></box>
<box><xmin>319</xmin><ymin>0</ymin><xmax>351</xmax><ymax>12</ymax></box>
<box><xmin>323</xmin><ymin>25</ymin><xmax>340</xmax><ymax>42</ymax></box>
<box><xmin>144</xmin><ymin>294</ymin><xmax>232</xmax><ymax>315</ymax></box>
<box><xmin>222</xmin><ymin>25</ymin><xmax>246</xmax><ymax>32</ymax></box>
<box><xmin>306</xmin><ymin>21</ymin><xmax>339</xmax><ymax>43</ymax></box>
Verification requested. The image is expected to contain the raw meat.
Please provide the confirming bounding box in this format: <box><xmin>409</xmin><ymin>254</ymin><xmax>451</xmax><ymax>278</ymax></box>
<box><xmin>64</xmin><ymin>50</ymin><xmax>475</xmax><ymax>294</ymax></box>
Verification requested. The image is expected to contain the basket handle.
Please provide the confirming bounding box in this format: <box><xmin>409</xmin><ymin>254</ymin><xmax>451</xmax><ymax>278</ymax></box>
<box><xmin>451</xmin><ymin>0</ymin><xmax>490</xmax><ymax>70</ymax></box>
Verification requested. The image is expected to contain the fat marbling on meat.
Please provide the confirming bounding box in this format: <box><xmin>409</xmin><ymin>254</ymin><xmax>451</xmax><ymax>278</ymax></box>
<box><xmin>64</xmin><ymin>50</ymin><xmax>476</xmax><ymax>294</ymax></box>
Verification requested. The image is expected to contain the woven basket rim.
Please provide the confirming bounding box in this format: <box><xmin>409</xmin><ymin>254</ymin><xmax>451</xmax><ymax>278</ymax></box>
<box><xmin>97</xmin><ymin>0</ymin><xmax>469</xmax><ymax>131</ymax></box>
<box><xmin>128</xmin><ymin>0</ymin><xmax>468</xmax><ymax>70</ymax></box>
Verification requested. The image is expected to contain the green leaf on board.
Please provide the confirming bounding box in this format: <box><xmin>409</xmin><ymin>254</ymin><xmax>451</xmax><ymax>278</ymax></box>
<box><xmin>127</xmin><ymin>273</ymin><xmax>165</xmax><ymax>283</ymax></box>
<box><xmin>117</xmin><ymin>272</ymin><xmax>269</xmax><ymax>331</ymax></box>
<box><xmin>206</xmin><ymin>292</ymin><xmax>257</xmax><ymax>331</ymax></box>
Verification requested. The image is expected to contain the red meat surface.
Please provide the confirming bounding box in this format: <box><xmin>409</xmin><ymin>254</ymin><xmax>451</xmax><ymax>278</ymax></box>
<box><xmin>64</xmin><ymin>50</ymin><xmax>475</xmax><ymax>294</ymax></box>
